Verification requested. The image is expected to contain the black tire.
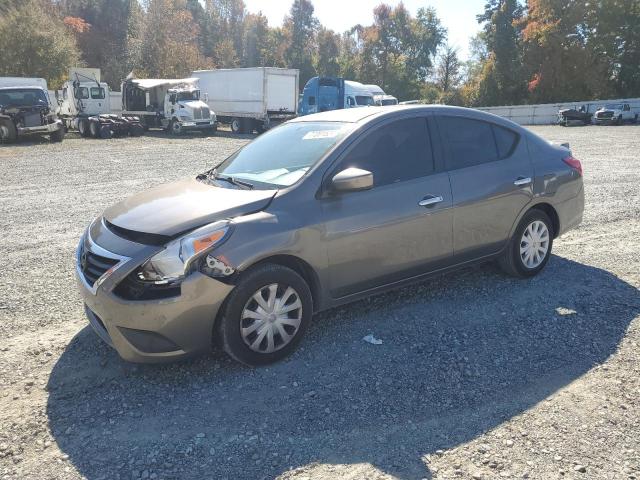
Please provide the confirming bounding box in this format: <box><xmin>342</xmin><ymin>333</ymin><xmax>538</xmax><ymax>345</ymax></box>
<box><xmin>634</xmin><ymin>114</ymin><xmax>638</xmax><ymax>124</ymax></box>
<box><xmin>50</xmin><ymin>126</ymin><xmax>64</xmax><ymax>143</ymax></box>
<box><xmin>78</xmin><ymin>119</ymin><xmax>90</xmax><ymax>137</ymax></box>
<box><xmin>0</xmin><ymin>119</ymin><xmax>17</xmax><ymax>143</ymax></box>
<box><xmin>217</xmin><ymin>264</ymin><xmax>313</xmax><ymax>366</ymax></box>
<box><xmin>169</xmin><ymin>119</ymin><xmax>181</xmax><ymax>135</ymax></box>
<box><xmin>499</xmin><ymin>209</ymin><xmax>554</xmax><ymax>278</ymax></box>
<box><xmin>129</xmin><ymin>123</ymin><xmax>144</xmax><ymax>137</ymax></box>
<box><xmin>231</xmin><ymin>117</ymin><xmax>242</xmax><ymax>134</ymax></box>
<box><xmin>89</xmin><ymin>120</ymin><xmax>100</xmax><ymax>138</ymax></box>
<box><xmin>99</xmin><ymin>125</ymin><xmax>112</xmax><ymax>139</ymax></box>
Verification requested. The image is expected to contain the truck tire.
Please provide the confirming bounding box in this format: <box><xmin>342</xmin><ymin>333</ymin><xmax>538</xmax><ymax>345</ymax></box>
<box><xmin>78</xmin><ymin>119</ymin><xmax>90</xmax><ymax>137</ymax></box>
<box><xmin>99</xmin><ymin>125</ymin><xmax>112</xmax><ymax>139</ymax></box>
<box><xmin>89</xmin><ymin>120</ymin><xmax>100</xmax><ymax>138</ymax></box>
<box><xmin>50</xmin><ymin>126</ymin><xmax>65</xmax><ymax>143</ymax></box>
<box><xmin>169</xmin><ymin>119</ymin><xmax>181</xmax><ymax>135</ymax></box>
<box><xmin>129</xmin><ymin>123</ymin><xmax>144</xmax><ymax>137</ymax></box>
<box><xmin>634</xmin><ymin>114</ymin><xmax>638</xmax><ymax>124</ymax></box>
<box><xmin>231</xmin><ymin>117</ymin><xmax>242</xmax><ymax>134</ymax></box>
<box><xmin>0</xmin><ymin>119</ymin><xmax>17</xmax><ymax>143</ymax></box>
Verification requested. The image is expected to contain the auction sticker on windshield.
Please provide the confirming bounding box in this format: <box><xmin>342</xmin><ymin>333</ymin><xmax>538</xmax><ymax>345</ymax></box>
<box><xmin>303</xmin><ymin>130</ymin><xmax>342</xmax><ymax>140</ymax></box>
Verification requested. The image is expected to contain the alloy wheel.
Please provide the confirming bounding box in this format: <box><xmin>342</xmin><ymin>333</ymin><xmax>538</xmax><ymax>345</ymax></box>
<box><xmin>240</xmin><ymin>283</ymin><xmax>303</xmax><ymax>354</ymax></box>
<box><xmin>520</xmin><ymin>220</ymin><xmax>550</xmax><ymax>269</ymax></box>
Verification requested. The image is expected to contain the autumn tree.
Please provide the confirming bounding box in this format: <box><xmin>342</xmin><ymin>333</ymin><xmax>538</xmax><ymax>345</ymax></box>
<box><xmin>139</xmin><ymin>0</ymin><xmax>212</xmax><ymax>78</ymax></box>
<box><xmin>0</xmin><ymin>0</ymin><xmax>80</xmax><ymax>88</ymax></box>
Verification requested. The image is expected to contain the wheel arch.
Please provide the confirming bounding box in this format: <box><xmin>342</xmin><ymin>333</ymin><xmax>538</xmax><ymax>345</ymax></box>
<box><xmin>240</xmin><ymin>254</ymin><xmax>322</xmax><ymax>313</ymax></box>
<box><xmin>528</xmin><ymin>202</ymin><xmax>560</xmax><ymax>238</ymax></box>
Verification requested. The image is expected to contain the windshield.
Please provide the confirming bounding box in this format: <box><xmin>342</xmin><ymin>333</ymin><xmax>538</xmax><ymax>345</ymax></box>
<box><xmin>605</xmin><ymin>104</ymin><xmax>623</xmax><ymax>110</ymax></box>
<box><xmin>177</xmin><ymin>90</ymin><xmax>200</xmax><ymax>101</ymax></box>
<box><xmin>0</xmin><ymin>88</ymin><xmax>48</xmax><ymax>107</ymax></box>
<box><xmin>356</xmin><ymin>95</ymin><xmax>375</xmax><ymax>106</ymax></box>
<box><xmin>216</xmin><ymin>122</ymin><xmax>355</xmax><ymax>188</ymax></box>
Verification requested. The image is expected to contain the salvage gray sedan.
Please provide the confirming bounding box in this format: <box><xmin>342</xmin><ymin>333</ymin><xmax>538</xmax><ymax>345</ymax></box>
<box><xmin>76</xmin><ymin>106</ymin><xmax>584</xmax><ymax>366</ymax></box>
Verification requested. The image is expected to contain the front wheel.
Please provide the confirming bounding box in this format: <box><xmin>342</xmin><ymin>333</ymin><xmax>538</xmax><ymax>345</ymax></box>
<box><xmin>217</xmin><ymin>264</ymin><xmax>313</xmax><ymax>366</ymax></box>
<box><xmin>169</xmin><ymin>119</ymin><xmax>181</xmax><ymax>135</ymax></box>
<box><xmin>230</xmin><ymin>117</ymin><xmax>242</xmax><ymax>134</ymax></box>
<box><xmin>499</xmin><ymin>209</ymin><xmax>554</xmax><ymax>278</ymax></box>
<box><xmin>0</xmin><ymin>119</ymin><xmax>17</xmax><ymax>143</ymax></box>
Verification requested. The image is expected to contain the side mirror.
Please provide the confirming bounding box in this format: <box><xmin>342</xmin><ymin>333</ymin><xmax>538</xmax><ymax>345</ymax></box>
<box><xmin>331</xmin><ymin>168</ymin><xmax>373</xmax><ymax>193</ymax></box>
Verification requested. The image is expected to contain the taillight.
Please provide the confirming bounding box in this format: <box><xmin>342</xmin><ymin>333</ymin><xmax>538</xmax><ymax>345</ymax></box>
<box><xmin>563</xmin><ymin>155</ymin><xmax>583</xmax><ymax>176</ymax></box>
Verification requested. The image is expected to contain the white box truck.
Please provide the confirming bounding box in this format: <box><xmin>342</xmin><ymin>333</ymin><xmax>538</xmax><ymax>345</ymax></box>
<box><xmin>194</xmin><ymin>67</ymin><xmax>299</xmax><ymax>134</ymax></box>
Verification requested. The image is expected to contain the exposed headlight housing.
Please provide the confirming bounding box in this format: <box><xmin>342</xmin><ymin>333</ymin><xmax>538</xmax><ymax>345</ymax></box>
<box><xmin>137</xmin><ymin>221</ymin><xmax>232</xmax><ymax>284</ymax></box>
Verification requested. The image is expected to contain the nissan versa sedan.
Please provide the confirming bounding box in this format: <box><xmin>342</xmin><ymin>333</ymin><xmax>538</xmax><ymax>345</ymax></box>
<box><xmin>76</xmin><ymin>106</ymin><xmax>584</xmax><ymax>366</ymax></box>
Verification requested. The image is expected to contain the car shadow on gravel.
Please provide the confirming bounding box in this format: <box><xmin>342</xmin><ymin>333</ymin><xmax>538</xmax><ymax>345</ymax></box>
<box><xmin>46</xmin><ymin>256</ymin><xmax>640</xmax><ymax>480</ymax></box>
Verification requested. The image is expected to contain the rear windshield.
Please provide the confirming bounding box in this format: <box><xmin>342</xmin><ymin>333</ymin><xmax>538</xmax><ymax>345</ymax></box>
<box><xmin>217</xmin><ymin>122</ymin><xmax>355</xmax><ymax>188</ymax></box>
<box><xmin>0</xmin><ymin>88</ymin><xmax>48</xmax><ymax>107</ymax></box>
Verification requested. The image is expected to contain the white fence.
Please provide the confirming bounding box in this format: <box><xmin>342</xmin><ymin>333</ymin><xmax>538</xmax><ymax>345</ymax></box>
<box><xmin>477</xmin><ymin>97</ymin><xmax>640</xmax><ymax>125</ymax></box>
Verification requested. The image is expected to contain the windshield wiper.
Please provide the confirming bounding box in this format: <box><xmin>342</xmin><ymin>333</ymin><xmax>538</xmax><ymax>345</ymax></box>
<box><xmin>208</xmin><ymin>170</ymin><xmax>254</xmax><ymax>190</ymax></box>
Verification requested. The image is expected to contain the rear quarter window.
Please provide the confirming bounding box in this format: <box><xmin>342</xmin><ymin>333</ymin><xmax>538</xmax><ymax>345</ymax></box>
<box><xmin>493</xmin><ymin>124</ymin><xmax>519</xmax><ymax>159</ymax></box>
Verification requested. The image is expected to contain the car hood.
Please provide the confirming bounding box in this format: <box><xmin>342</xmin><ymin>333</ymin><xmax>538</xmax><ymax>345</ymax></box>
<box><xmin>104</xmin><ymin>178</ymin><xmax>277</xmax><ymax>237</ymax></box>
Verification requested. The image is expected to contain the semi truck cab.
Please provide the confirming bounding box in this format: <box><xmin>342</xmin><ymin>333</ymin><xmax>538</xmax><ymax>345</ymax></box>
<box><xmin>298</xmin><ymin>77</ymin><xmax>375</xmax><ymax>116</ymax></box>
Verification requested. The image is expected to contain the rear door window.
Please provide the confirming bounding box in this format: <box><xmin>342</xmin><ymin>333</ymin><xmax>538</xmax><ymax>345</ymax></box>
<box><xmin>340</xmin><ymin>117</ymin><xmax>434</xmax><ymax>186</ymax></box>
<box><xmin>439</xmin><ymin>116</ymin><xmax>519</xmax><ymax>170</ymax></box>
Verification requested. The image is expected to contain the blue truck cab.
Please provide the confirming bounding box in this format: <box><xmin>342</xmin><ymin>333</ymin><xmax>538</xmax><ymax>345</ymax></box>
<box><xmin>298</xmin><ymin>77</ymin><xmax>375</xmax><ymax>116</ymax></box>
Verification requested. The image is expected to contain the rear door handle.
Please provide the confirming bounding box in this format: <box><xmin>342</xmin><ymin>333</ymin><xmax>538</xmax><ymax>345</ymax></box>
<box><xmin>514</xmin><ymin>177</ymin><xmax>532</xmax><ymax>186</ymax></box>
<box><xmin>418</xmin><ymin>195</ymin><xmax>444</xmax><ymax>207</ymax></box>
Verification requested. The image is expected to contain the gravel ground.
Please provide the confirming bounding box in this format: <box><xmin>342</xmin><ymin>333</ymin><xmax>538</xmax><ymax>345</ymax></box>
<box><xmin>0</xmin><ymin>125</ymin><xmax>639</xmax><ymax>480</ymax></box>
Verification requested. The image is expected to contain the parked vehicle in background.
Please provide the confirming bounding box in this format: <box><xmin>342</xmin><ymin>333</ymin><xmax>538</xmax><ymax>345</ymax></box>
<box><xmin>0</xmin><ymin>77</ymin><xmax>64</xmax><ymax>143</ymax></box>
<box><xmin>365</xmin><ymin>84</ymin><xmax>398</xmax><ymax>106</ymax></box>
<box><xmin>399</xmin><ymin>100</ymin><xmax>422</xmax><ymax>105</ymax></box>
<box><xmin>298</xmin><ymin>77</ymin><xmax>375</xmax><ymax>116</ymax></box>
<box><xmin>121</xmin><ymin>77</ymin><xmax>216</xmax><ymax>135</ymax></box>
<box><xmin>195</xmin><ymin>68</ymin><xmax>299</xmax><ymax>134</ymax></box>
<box><xmin>75</xmin><ymin>105</ymin><xmax>584</xmax><ymax>366</ymax></box>
<box><xmin>557</xmin><ymin>104</ymin><xmax>595</xmax><ymax>126</ymax></box>
<box><xmin>56</xmin><ymin>68</ymin><xmax>143</xmax><ymax>139</ymax></box>
<box><xmin>593</xmin><ymin>103</ymin><xmax>637</xmax><ymax>125</ymax></box>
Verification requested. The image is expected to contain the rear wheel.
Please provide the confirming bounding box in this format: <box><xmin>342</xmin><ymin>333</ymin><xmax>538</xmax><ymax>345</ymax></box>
<box><xmin>99</xmin><ymin>125</ymin><xmax>112</xmax><ymax>139</ymax></box>
<box><xmin>78</xmin><ymin>119</ymin><xmax>90</xmax><ymax>137</ymax></box>
<box><xmin>129</xmin><ymin>123</ymin><xmax>144</xmax><ymax>137</ymax></box>
<box><xmin>499</xmin><ymin>209</ymin><xmax>554</xmax><ymax>278</ymax></box>
<box><xmin>231</xmin><ymin>117</ymin><xmax>242</xmax><ymax>134</ymax></box>
<box><xmin>0</xmin><ymin>119</ymin><xmax>17</xmax><ymax>143</ymax></box>
<box><xmin>50</xmin><ymin>126</ymin><xmax>65</xmax><ymax>143</ymax></box>
<box><xmin>89</xmin><ymin>120</ymin><xmax>100</xmax><ymax>138</ymax></box>
<box><xmin>217</xmin><ymin>264</ymin><xmax>312</xmax><ymax>366</ymax></box>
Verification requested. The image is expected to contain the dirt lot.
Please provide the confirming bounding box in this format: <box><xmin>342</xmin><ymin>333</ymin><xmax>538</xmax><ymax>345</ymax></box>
<box><xmin>0</xmin><ymin>124</ymin><xmax>639</xmax><ymax>480</ymax></box>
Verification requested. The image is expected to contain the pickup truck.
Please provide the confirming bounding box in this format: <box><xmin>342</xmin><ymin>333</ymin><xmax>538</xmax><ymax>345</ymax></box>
<box><xmin>557</xmin><ymin>104</ymin><xmax>594</xmax><ymax>126</ymax></box>
<box><xmin>593</xmin><ymin>103</ymin><xmax>638</xmax><ymax>125</ymax></box>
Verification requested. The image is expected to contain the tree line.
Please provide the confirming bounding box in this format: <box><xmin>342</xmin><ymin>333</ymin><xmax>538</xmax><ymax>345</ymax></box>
<box><xmin>0</xmin><ymin>0</ymin><xmax>638</xmax><ymax>106</ymax></box>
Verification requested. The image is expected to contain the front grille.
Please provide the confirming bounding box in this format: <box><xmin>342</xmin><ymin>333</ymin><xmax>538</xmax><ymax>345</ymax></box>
<box><xmin>193</xmin><ymin>107</ymin><xmax>210</xmax><ymax>120</ymax></box>
<box><xmin>597</xmin><ymin>111</ymin><xmax>613</xmax><ymax>118</ymax></box>
<box><xmin>80</xmin><ymin>248</ymin><xmax>119</xmax><ymax>286</ymax></box>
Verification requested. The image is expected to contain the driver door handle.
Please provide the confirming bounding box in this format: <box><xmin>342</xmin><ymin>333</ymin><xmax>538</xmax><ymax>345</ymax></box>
<box><xmin>418</xmin><ymin>195</ymin><xmax>444</xmax><ymax>207</ymax></box>
<box><xmin>514</xmin><ymin>177</ymin><xmax>532</xmax><ymax>186</ymax></box>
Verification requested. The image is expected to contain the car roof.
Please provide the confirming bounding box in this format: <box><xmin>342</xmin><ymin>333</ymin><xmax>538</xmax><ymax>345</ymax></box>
<box><xmin>291</xmin><ymin>104</ymin><xmax>524</xmax><ymax>130</ymax></box>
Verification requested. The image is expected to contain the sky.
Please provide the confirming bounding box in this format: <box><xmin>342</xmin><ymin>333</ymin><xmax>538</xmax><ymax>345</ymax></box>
<box><xmin>242</xmin><ymin>0</ymin><xmax>486</xmax><ymax>60</ymax></box>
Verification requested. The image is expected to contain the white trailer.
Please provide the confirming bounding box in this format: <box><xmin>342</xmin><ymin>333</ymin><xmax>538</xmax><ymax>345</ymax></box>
<box><xmin>194</xmin><ymin>67</ymin><xmax>299</xmax><ymax>134</ymax></box>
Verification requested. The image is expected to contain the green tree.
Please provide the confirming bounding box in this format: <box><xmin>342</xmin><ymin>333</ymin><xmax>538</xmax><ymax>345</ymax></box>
<box><xmin>283</xmin><ymin>0</ymin><xmax>318</xmax><ymax>87</ymax></box>
<box><xmin>0</xmin><ymin>0</ymin><xmax>80</xmax><ymax>88</ymax></box>
<box><xmin>242</xmin><ymin>12</ymin><xmax>270</xmax><ymax>66</ymax></box>
<box><xmin>435</xmin><ymin>45</ymin><xmax>461</xmax><ymax>93</ymax></box>
<box><xmin>315</xmin><ymin>28</ymin><xmax>340</xmax><ymax>76</ymax></box>
<box><xmin>475</xmin><ymin>0</ymin><xmax>525</xmax><ymax>105</ymax></box>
